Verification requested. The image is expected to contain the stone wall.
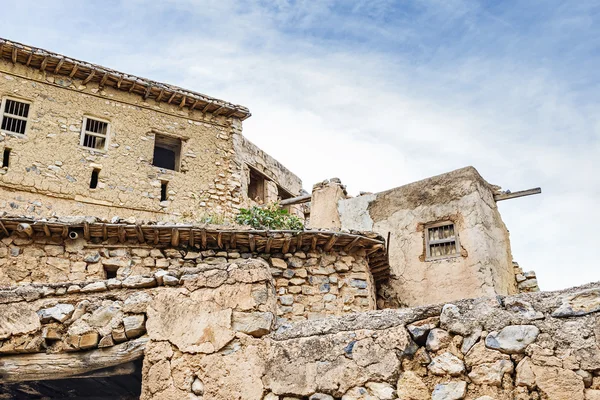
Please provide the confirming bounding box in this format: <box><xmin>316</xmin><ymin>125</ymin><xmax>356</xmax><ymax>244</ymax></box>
<box><xmin>336</xmin><ymin>167</ymin><xmax>518</xmax><ymax>307</ymax></box>
<box><xmin>0</xmin><ymin>231</ymin><xmax>376</xmax><ymax>321</ymax></box>
<box><xmin>514</xmin><ymin>262</ymin><xmax>541</xmax><ymax>293</ymax></box>
<box><xmin>0</xmin><ymin>59</ymin><xmax>301</xmax><ymax>223</ymax></box>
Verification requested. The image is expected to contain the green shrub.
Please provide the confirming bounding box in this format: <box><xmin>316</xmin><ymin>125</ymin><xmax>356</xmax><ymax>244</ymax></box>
<box><xmin>235</xmin><ymin>203</ymin><xmax>304</xmax><ymax>230</ymax></box>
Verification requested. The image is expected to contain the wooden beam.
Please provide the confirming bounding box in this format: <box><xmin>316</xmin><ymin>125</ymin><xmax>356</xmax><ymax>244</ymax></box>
<box><xmin>82</xmin><ymin>70</ymin><xmax>95</xmax><ymax>85</ymax></box>
<box><xmin>230</xmin><ymin>232</ymin><xmax>237</xmax><ymax>248</ymax></box>
<box><xmin>494</xmin><ymin>187</ymin><xmax>541</xmax><ymax>202</ymax></box>
<box><xmin>153</xmin><ymin>228</ymin><xmax>159</xmax><ymax>245</ymax></box>
<box><xmin>61</xmin><ymin>226</ymin><xmax>68</xmax><ymax>239</ymax></box>
<box><xmin>279</xmin><ymin>194</ymin><xmax>311</xmax><ymax>206</ymax></box>
<box><xmin>0</xmin><ymin>337</ymin><xmax>147</xmax><ymax>383</ymax></box>
<box><xmin>324</xmin><ymin>234</ymin><xmax>338</xmax><ymax>252</ymax></box>
<box><xmin>143</xmin><ymin>85</ymin><xmax>152</xmax><ymax>100</ymax></box>
<box><xmin>40</xmin><ymin>56</ymin><xmax>49</xmax><ymax>72</ymax></box>
<box><xmin>296</xmin><ymin>233</ymin><xmax>303</xmax><ymax>249</ymax></box>
<box><xmin>11</xmin><ymin>48</ymin><xmax>17</xmax><ymax>64</ymax></box>
<box><xmin>99</xmin><ymin>72</ymin><xmax>109</xmax><ymax>87</ymax></box>
<box><xmin>201</xmin><ymin>230</ymin><xmax>207</xmax><ymax>249</ymax></box>
<box><xmin>0</xmin><ymin>220</ymin><xmax>9</xmax><ymax>236</ymax></box>
<box><xmin>249</xmin><ymin>234</ymin><xmax>256</xmax><ymax>252</ymax></box>
<box><xmin>129</xmin><ymin>81</ymin><xmax>136</xmax><ymax>93</ymax></box>
<box><xmin>156</xmin><ymin>89</ymin><xmax>164</xmax><ymax>102</ymax></box>
<box><xmin>42</xmin><ymin>223</ymin><xmax>51</xmax><ymax>238</ymax></box>
<box><xmin>118</xmin><ymin>225</ymin><xmax>126</xmax><ymax>243</ymax></box>
<box><xmin>178</xmin><ymin>95</ymin><xmax>187</xmax><ymax>109</ymax></box>
<box><xmin>212</xmin><ymin>106</ymin><xmax>225</xmax><ymax>116</ymax></box>
<box><xmin>136</xmin><ymin>225</ymin><xmax>145</xmax><ymax>243</ymax></box>
<box><xmin>102</xmin><ymin>224</ymin><xmax>108</xmax><ymax>241</ymax></box>
<box><xmin>190</xmin><ymin>99</ymin><xmax>200</xmax><ymax>110</ymax></box>
<box><xmin>66</xmin><ymin>361</ymin><xmax>137</xmax><ymax>380</ymax></box>
<box><xmin>171</xmin><ymin>228</ymin><xmax>180</xmax><ymax>247</ymax></box>
<box><xmin>69</xmin><ymin>64</ymin><xmax>79</xmax><ymax>78</ymax></box>
<box><xmin>83</xmin><ymin>222</ymin><xmax>90</xmax><ymax>241</ymax></box>
<box><xmin>54</xmin><ymin>58</ymin><xmax>64</xmax><ymax>74</ymax></box>
<box><xmin>202</xmin><ymin>102</ymin><xmax>213</xmax><ymax>113</ymax></box>
<box><xmin>25</xmin><ymin>52</ymin><xmax>33</xmax><ymax>67</ymax></box>
<box><xmin>217</xmin><ymin>232</ymin><xmax>223</xmax><ymax>249</ymax></box>
<box><xmin>116</xmin><ymin>75</ymin><xmax>124</xmax><ymax>88</ymax></box>
<box><xmin>282</xmin><ymin>237</ymin><xmax>291</xmax><ymax>254</ymax></box>
<box><xmin>343</xmin><ymin>236</ymin><xmax>361</xmax><ymax>253</ymax></box>
<box><xmin>311</xmin><ymin>236</ymin><xmax>318</xmax><ymax>251</ymax></box>
<box><xmin>265</xmin><ymin>237</ymin><xmax>273</xmax><ymax>253</ymax></box>
<box><xmin>188</xmin><ymin>228</ymin><xmax>195</xmax><ymax>247</ymax></box>
<box><xmin>167</xmin><ymin>92</ymin><xmax>177</xmax><ymax>104</ymax></box>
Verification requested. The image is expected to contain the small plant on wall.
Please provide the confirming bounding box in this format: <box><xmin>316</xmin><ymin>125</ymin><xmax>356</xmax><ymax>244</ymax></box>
<box><xmin>236</xmin><ymin>203</ymin><xmax>304</xmax><ymax>230</ymax></box>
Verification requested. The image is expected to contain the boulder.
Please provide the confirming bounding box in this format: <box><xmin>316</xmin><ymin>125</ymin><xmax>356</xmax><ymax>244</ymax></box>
<box><xmin>431</xmin><ymin>381</ymin><xmax>467</xmax><ymax>400</ymax></box>
<box><xmin>485</xmin><ymin>325</ymin><xmax>539</xmax><ymax>354</ymax></box>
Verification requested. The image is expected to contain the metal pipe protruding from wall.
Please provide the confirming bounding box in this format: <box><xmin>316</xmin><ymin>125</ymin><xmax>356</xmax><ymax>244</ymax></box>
<box><xmin>68</xmin><ymin>231</ymin><xmax>79</xmax><ymax>240</ymax></box>
<box><xmin>16</xmin><ymin>223</ymin><xmax>33</xmax><ymax>237</ymax></box>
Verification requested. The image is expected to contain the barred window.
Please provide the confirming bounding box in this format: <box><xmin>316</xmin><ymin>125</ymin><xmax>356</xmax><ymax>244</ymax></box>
<box><xmin>80</xmin><ymin>117</ymin><xmax>109</xmax><ymax>150</ymax></box>
<box><xmin>425</xmin><ymin>221</ymin><xmax>460</xmax><ymax>260</ymax></box>
<box><xmin>1</xmin><ymin>98</ymin><xmax>30</xmax><ymax>136</ymax></box>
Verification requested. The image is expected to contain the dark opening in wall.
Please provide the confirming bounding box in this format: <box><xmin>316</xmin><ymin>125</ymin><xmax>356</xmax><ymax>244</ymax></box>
<box><xmin>160</xmin><ymin>181</ymin><xmax>168</xmax><ymax>202</ymax></box>
<box><xmin>277</xmin><ymin>185</ymin><xmax>293</xmax><ymax>201</ymax></box>
<box><xmin>89</xmin><ymin>169</ymin><xmax>100</xmax><ymax>189</ymax></box>
<box><xmin>2</xmin><ymin>148</ymin><xmax>10</xmax><ymax>168</ymax></box>
<box><xmin>152</xmin><ymin>134</ymin><xmax>181</xmax><ymax>171</ymax></box>
<box><xmin>248</xmin><ymin>167</ymin><xmax>265</xmax><ymax>203</ymax></box>
<box><xmin>104</xmin><ymin>266</ymin><xmax>117</xmax><ymax>279</ymax></box>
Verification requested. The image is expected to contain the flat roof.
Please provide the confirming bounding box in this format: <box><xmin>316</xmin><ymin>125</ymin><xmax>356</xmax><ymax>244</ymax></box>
<box><xmin>0</xmin><ymin>38</ymin><xmax>251</xmax><ymax>120</ymax></box>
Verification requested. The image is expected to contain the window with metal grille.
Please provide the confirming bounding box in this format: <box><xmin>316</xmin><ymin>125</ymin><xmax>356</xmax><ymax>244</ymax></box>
<box><xmin>1</xmin><ymin>98</ymin><xmax>30</xmax><ymax>136</ymax></box>
<box><xmin>425</xmin><ymin>221</ymin><xmax>460</xmax><ymax>260</ymax></box>
<box><xmin>80</xmin><ymin>117</ymin><xmax>109</xmax><ymax>150</ymax></box>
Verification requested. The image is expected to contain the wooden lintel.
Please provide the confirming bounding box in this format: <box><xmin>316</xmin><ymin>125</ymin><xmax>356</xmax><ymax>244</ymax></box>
<box><xmin>324</xmin><ymin>234</ymin><xmax>338</xmax><ymax>252</ymax></box>
<box><xmin>68</xmin><ymin>361</ymin><xmax>137</xmax><ymax>380</ymax></box>
<box><xmin>40</xmin><ymin>56</ymin><xmax>48</xmax><ymax>72</ymax></box>
<box><xmin>0</xmin><ymin>337</ymin><xmax>147</xmax><ymax>383</ymax></box>
<box><xmin>494</xmin><ymin>187</ymin><xmax>541</xmax><ymax>202</ymax></box>
<box><xmin>178</xmin><ymin>95</ymin><xmax>187</xmax><ymax>109</ymax></box>
<box><xmin>69</xmin><ymin>64</ymin><xmax>79</xmax><ymax>78</ymax></box>
<box><xmin>11</xmin><ymin>48</ymin><xmax>17</xmax><ymax>64</ymax></box>
<box><xmin>167</xmin><ymin>92</ymin><xmax>177</xmax><ymax>104</ymax></box>
<box><xmin>82</xmin><ymin>70</ymin><xmax>95</xmax><ymax>85</ymax></box>
<box><xmin>171</xmin><ymin>228</ymin><xmax>180</xmax><ymax>247</ymax></box>
<box><xmin>54</xmin><ymin>58</ymin><xmax>64</xmax><ymax>74</ymax></box>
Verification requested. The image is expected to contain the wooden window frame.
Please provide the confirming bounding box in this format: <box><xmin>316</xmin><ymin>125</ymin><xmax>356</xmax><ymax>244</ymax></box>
<box><xmin>0</xmin><ymin>97</ymin><xmax>31</xmax><ymax>137</ymax></box>
<box><xmin>424</xmin><ymin>220</ymin><xmax>460</xmax><ymax>261</ymax></box>
<box><xmin>80</xmin><ymin>116</ymin><xmax>110</xmax><ymax>151</ymax></box>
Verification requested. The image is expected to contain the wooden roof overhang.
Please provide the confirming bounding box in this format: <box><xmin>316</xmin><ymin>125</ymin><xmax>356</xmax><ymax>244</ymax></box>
<box><xmin>0</xmin><ymin>217</ymin><xmax>390</xmax><ymax>284</ymax></box>
<box><xmin>0</xmin><ymin>38</ymin><xmax>251</xmax><ymax>120</ymax></box>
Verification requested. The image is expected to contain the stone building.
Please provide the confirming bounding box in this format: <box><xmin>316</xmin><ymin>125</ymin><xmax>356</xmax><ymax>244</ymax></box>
<box><xmin>3</xmin><ymin>38</ymin><xmax>594</xmax><ymax>400</ymax></box>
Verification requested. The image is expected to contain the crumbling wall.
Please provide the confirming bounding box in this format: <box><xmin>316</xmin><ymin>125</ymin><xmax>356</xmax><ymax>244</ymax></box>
<box><xmin>514</xmin><ymin>262</ymin><xmax>541</xmax><ymax>293</ymax></box>
<box><xmin>0</xmin><ymin>231</ymin><xmax>376</xmax><ymax>321</ymax></box>
<box><xmin>338</xmin><ymin>167</ymin><xmax>517</xmax><ymax>307</ymax></box>
<box><xmin>0</xmin><ymin>59</ymin><xmax>243</xmax><ymax>222</ymax></box>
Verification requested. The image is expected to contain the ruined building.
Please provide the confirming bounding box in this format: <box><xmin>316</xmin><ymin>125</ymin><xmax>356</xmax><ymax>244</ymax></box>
<box><xmin>0</xmin><ymin>38</ymin><xmax>598</xmax><ymax>400</ymax></box>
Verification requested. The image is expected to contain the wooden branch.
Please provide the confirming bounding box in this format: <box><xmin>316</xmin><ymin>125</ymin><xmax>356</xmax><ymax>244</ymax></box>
<box><xmin>344</xmin><ymin>236</ymin><xmax>361</xmax><ymax>253</ymax></box>
<box><xmin>282</xmin><ymin>237</ymin><xmax>291</xmax><ymax>254</ymax></box>
<box><xmin>188</xmin><ymin>228</ymin><xmax>195</xmax><ymax>247</ymax></box>
<box><xmin>324</xmin><ymin>234</ymin><xmax>338</xmax><ymax>252</ymax></box>
<box><xmin>128</xmin><ymin>81</ymin><xmax>136</xmax><ymax>93</ymax></box>
<box><xmin>83</xmin><ymin>222</ymin><xmax>90</xmax><ymax>241</ymax></box>
<box><xmin>171</xmin><ymin>228</ymin><xmax>180</xmax><ymax>247</ymax></box>
<box><xmin>178</xmin><ymin>95</ymin><xmax>187</xmax><ymax>109</ymax></box>
<box><xmin>190</xmin><ymin>100</ymin><xmax>200</xmax><ymax>110</ymax></box>
<box><xmin>118</xmin><ymin>225</ymin><xmax>126</xmax><ymax>243</ymax></box>
<box><xmin>249</xmin><ymin>234</ymin><xmax>256</xmax><ymax>252</ymax></box>
<box><xmin>212</xmin><ymin>106</ymin><xmax>225</xmax><ymax>116</ymax></box>
<box><xmin>296</xmin><ymin>233</ymin><xmax>303</xmax><ymax>249</ymax></box>
<box><xmin>116</xmin><ymin>75</ymin><xmax>123</xmax><ymax>88</ymax></box>
<box><xmin>0</xmin><ymin>337</ymin><xmax>147</xmax><ymax>383</ymax></box>
<box><xmin>0</xmin><ymin>220</ymin><xmax>9</xmax><ymax>236</ymax></box>
<box><xmin>42</xmin><ymin>223</ymin><xmax>51</xmax><ymax>238</ymax></box>
<box><xmin>11</xmin><ymin>48</ymin><xmax>17</xmax><ymax>64</ymax></box>
<box><xmin>153</xmin><ymin>228</ymin><xmax>159</xmax><ymax>245</ymax></box>
<box><xmin>217</xmin><ymin>232</ymin><xmax>223</xmax><ymax>249</ymax></box>
<box><xmin>54</xmin><ymin>58</ymin><xmax>64</xmax><ymax>74</ymax></box>
<box><xmin>69</xmin><ymin>64</ymin><xmax>79</xmax><ymax>78</ymax></box>
<box><xmin>25</xmin><ymin>52</ymin><xmax>33</xmax><ymax>67</ymax></box>
<box><xmin>82</xmin><ymin>70</ymin><xmax>95</xmax><ymax>85</ymax></box>
<box><xmin>230</xmin><ymin>232</ymin><xmax>236</xmax><ymax>248</ymax></box>
<box><xmin>156</xmin><ymin>89</ymin><xmax>164</xmax><ymax>102</ymax></box>
<box><xmin>279</xmin><ymin>194</ymin><xmax>311</xmax><ymax>206</ymax></box>
<box><xmin>311</xmin><ymin>236</ymin><xmax>318</xmax><ymax>251</ymax></box>
<box><xmin>102</xmin><ymin>224</ymin><xmax>108</xmax><ymax>241</ymax></box>
<box><xmin>61</xmin><ymin>226</ymin><xmax>69</xmax><ymax>239</ymax></box>
<box><xmin>494</xmin><ymin>187</ymin><xmax>542</xmax><ymax>202</ymax></box>
<box><xmin>201</xmin><ymin>230</ymin><xmax>207</xmax><ymax>249</ymax></box>
<box><xmin>265</xmin><ymin>237</ymin><xmax>273</xmax><ymax>253</ymax></box>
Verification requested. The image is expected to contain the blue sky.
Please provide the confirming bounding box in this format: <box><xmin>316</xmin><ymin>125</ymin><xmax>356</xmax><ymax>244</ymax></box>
<box><xmin>1</xmin><ymin>0</ymin><xmax>598</xmax><ymax>290</ymax></box>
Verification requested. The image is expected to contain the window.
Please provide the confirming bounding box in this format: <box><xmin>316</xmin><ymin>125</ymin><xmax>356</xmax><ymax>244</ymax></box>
<box><xmin>152</xmin><ymin>134</ymin><xmax>181</xmax><ymax>171</ymax></box>
<box><xmin>2</xmin><ymin>148</ymin><xmax>10</xmax><ymax>168</ymax></box>
<box><xmin>248</xmin><ymin>167</ymin><xmax>265</xmax><ymax>203</ymax></box>
<box><xmin>89</xmin><ymin>168</ymin><xmax>100</xmax><ymax>189</ymax></box>
<box><xmin>80</xmin><ymin>117</ymin><xmax>109</xmax><ymax>150</ymax></box>
<box><xmin>425</xmin><ymin>221</ymin><xmax>460</xmax><ymax>260</ymax></box>
<box><xmin>1</xmin><ymin>98</ymin><xmax>30</xmax><ymax>136</ymax></box>
<box><xmin>104</xmin><ymin>266</ymin><xmax>117</xmax><ymax>279</ymax></box>
<box><xmin>277</xmin><ymin>185</ymin><xmax>293</xmax><ymax>201</ymax></box>
<box><xmin>160</xmin><ymin>181</ymin><xmax>168</xmax><ymax>202</ymax></box>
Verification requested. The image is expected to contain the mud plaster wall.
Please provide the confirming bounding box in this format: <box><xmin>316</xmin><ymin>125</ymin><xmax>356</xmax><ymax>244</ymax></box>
<box><xmin>0</xmin><ymin>232</ymin><xmax>375</xmax><ymax>321</ymax></box>
<box><xmin>338</xmin><ymin>167</ymin><xmax>517</xmax><ymax>308</ymax></box>
<box><xmin>0</xmin><ymin>59</ymin><xmax>267</xmax><ymax>222</ymax></box>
